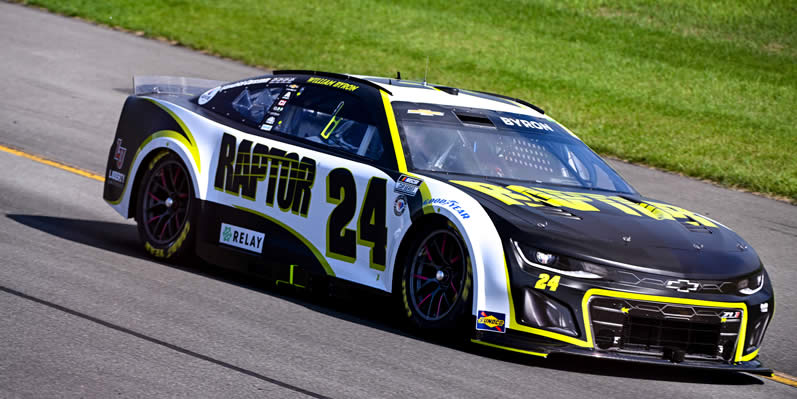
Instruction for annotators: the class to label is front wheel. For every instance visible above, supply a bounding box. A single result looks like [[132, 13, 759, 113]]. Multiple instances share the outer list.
[[135, 151, 195, 260], [401, 226, 472, 329]]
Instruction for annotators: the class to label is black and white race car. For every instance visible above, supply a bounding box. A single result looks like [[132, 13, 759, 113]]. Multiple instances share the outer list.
[[103, 70, 774, 371]]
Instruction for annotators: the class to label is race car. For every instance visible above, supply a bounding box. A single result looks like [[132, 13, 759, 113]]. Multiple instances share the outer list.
[[103, 70, 774, 372]]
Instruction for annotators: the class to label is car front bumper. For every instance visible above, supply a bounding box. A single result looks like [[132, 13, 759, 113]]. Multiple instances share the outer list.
[[471, 248, 775, 372]]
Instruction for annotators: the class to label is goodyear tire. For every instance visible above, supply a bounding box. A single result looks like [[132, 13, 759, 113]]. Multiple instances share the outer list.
[[135, 151, 195, 260], [401, 224, 472, 330]]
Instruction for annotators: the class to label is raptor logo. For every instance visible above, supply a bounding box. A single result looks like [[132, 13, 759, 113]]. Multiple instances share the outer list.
[[214, 133, 317, 217]]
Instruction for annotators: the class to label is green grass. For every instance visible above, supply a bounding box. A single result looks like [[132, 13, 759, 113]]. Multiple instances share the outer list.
[[24, 0, 797, 201]]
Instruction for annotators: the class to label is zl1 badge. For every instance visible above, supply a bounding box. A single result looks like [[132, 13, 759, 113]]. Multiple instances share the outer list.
[[476, 310, 506, 333]]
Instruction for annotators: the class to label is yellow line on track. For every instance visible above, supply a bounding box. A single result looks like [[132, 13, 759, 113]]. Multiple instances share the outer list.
[[765, 372, 797, 388], [0, 144, 105, 182]]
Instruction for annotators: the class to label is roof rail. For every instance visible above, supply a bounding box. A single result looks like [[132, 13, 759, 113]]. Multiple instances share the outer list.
[[273, 70, 392, 95], [473, 90, 545, 114]]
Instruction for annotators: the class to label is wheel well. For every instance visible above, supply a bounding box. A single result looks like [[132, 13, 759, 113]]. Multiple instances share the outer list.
[[391, 213, 453, 294], [127, 148, 178, 220]]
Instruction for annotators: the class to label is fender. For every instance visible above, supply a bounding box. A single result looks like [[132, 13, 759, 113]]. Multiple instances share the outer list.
[[104, 97, 208, 218], [404, 174, 512, 321]]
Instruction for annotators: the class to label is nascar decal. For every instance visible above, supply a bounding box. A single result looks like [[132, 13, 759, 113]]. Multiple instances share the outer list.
[[219, 223, 265, 253], [452, 181, 717, 227], [214, 133, 317, 217], [476, 310, 505, 333], [422, 198, 470, 219], [394, 174, 422, 196]]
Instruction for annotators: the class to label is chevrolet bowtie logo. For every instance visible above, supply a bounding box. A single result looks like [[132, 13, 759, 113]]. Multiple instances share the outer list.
[[666, 279, 700, 293], [407, 109, 444, 116]]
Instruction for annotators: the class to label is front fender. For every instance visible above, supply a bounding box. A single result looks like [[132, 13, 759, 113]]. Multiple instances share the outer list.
[[413, 175, 513, 321]]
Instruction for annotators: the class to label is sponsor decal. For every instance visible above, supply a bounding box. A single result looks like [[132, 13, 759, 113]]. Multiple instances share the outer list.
[[214, 133, 317, 217], [272, 106, 284, 112], [282, 92, 291, 100], [760, 303, 768, 313], [278, 99, 287, 106], [113, 138, 127, 169], [476, 310, 505, 333], [271, 77, 295, 84], [198, 86, 220, 105], [720, 311, 741, 320], [219, 223, 265, 253], [422, 198, 470, 219], [306, 77, 359, 92], [408, 109, 443, 116], [220, 77, 271, 91], [394, 195, 407, 216], [665, 279, 700, 293], [265, 116, 276, 125], [287, 84, 300, 90], [107, 169, 126, 184], [260, 124, 273, 132], [394, 174, 422, 196], [499, 117, 554, 131], [451, 181, 718, 227]]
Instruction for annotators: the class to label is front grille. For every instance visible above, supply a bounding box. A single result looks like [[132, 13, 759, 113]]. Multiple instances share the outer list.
[[589, 297, 742, 361], [625, 316, 720, 357]]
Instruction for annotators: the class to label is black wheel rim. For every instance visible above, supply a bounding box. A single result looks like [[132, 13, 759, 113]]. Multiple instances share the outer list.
[[408, 230, 466, 321], [141, 160, 190, 245]]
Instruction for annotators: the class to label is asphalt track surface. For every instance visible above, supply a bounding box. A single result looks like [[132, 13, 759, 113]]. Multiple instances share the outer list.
[[1, 3, 795, 398]]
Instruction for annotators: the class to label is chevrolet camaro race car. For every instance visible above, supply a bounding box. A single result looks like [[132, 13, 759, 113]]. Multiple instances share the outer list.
[[103, 70, 774, 372]]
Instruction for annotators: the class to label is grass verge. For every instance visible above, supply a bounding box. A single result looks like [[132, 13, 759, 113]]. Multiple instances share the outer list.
[[21, 0, 796, 201]]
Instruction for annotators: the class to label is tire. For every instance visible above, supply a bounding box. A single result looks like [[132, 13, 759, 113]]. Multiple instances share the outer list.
[[401, 224, 472, 329], [135, 151, 195, 260]]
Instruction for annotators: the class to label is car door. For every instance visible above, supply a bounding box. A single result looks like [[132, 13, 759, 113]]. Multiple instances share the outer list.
[[268, 80, 398, 290], [203, 76, 405, 291]]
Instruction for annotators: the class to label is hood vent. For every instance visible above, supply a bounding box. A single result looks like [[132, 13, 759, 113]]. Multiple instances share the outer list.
[[681, 219, 711, 233], [538, 206, 581, 220]]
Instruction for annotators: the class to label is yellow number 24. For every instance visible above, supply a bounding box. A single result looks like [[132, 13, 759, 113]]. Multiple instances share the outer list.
[[534, 273, 560, 292]]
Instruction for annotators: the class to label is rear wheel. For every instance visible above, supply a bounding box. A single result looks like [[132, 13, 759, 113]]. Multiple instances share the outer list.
[[135, 152, 195, 260], [401, 225, 472, 329]]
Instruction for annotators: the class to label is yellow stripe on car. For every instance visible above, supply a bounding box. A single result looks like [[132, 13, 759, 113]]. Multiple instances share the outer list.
[[381, 91, 407, 173]]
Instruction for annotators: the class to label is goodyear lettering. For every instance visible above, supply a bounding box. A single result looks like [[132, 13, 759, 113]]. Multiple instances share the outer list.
[[306, 77, 359, 92], [422, 198, 470, 219], [500, 117, 554, 131], [452, 181, 717, 227], [214, 133, 316, 217]]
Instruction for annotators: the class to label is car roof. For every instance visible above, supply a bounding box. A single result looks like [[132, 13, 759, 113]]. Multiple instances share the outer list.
[[270, 70, 546, 119], [354, 75, 546, 118]]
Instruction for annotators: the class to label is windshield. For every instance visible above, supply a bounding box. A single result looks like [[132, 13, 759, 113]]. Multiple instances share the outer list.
[[394, 102, 634, 193]]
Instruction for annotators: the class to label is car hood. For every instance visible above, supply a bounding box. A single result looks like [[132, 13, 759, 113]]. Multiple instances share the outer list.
[[448, 179, 761, 279]]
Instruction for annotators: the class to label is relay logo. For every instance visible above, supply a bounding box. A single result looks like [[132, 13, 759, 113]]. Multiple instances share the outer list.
[[219, 223, 264, 253]]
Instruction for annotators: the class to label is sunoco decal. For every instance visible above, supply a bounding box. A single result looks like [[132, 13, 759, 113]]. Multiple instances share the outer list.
[[476, 310, 505, 333], [219, 223, 265, 253]]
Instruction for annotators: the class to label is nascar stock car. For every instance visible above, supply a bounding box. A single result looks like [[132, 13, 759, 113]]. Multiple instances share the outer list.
[[103, 70, 774, 371]]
